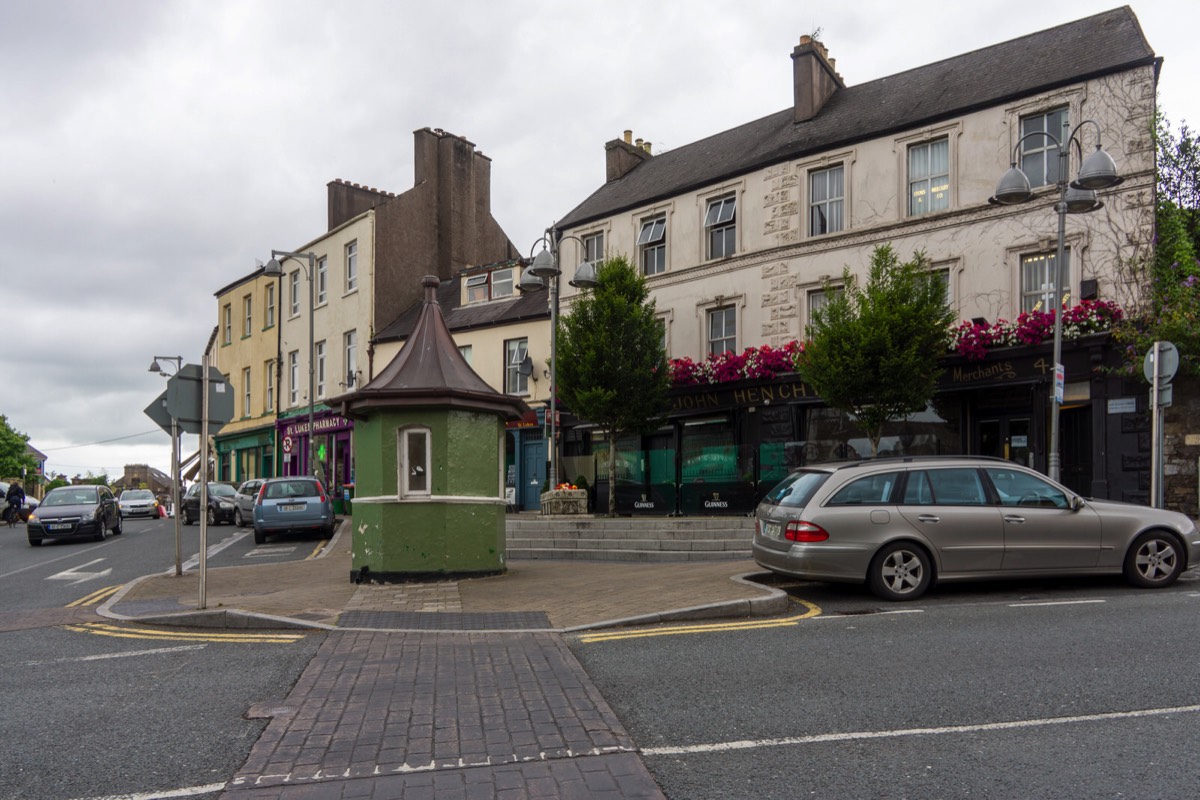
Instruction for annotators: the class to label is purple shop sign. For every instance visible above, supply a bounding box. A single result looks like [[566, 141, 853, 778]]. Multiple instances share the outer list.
[[280, 413, 354, 438]]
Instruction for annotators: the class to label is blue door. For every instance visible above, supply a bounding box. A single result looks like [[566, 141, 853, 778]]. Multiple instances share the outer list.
[[521, 438, 546, 510]]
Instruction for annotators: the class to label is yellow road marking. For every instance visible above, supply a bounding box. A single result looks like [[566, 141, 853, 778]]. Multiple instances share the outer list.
[[66, 585, 123, 607], [306, 540, 328, 559], [578, 599, 822, 643], [61, 622, 307, 643]]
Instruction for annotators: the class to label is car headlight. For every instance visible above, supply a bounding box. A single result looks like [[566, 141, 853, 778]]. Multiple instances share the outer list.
[[28, 513, 38, 523], [219, 501, 234, 510]]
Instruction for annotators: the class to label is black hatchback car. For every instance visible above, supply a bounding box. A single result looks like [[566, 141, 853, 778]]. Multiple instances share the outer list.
[[27, 485, 122, 545], [180, 482, 238, 526]]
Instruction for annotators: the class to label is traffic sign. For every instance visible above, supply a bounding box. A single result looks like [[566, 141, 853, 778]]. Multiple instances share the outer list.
[[1143, 342, 1179, 384], [166, 363, 234, 434], [144, 390, 174, 435], [282, 435, 293, 454]]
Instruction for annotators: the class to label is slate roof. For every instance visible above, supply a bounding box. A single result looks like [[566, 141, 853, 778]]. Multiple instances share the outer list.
[[557, 6, 1156, 229], [374, 261, 550, 344]]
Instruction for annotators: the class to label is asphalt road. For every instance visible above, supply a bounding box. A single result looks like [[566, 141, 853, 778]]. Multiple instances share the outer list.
[[570, 577, 1200, 799], [0, 515, 328, 800]]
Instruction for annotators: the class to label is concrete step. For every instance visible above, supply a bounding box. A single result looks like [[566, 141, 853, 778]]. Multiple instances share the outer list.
[[506, 547, 752, 563], [504, 515, 755, 562]]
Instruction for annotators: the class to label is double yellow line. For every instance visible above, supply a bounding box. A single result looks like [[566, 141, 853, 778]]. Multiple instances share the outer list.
[[66, 585, 123, 608], [578, 599, 822, 643], [63, 584, 307, 643], [61, 622, 307, 644]]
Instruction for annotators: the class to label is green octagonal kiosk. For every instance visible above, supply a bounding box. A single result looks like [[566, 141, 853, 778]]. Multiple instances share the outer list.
[[337, 276, 527, 582]]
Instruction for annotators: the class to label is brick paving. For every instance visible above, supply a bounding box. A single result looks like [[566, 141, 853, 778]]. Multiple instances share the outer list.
[[222, 631, 665, 799]]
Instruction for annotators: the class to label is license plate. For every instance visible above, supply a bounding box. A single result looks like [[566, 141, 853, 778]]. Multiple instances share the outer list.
[[280, 504, 305, 512], [765, 522, 781, 539], [49, 523, 72, 531]]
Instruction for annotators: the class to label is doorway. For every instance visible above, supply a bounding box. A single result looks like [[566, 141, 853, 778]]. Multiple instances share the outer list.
[[520, 437, 546, 511], [978, 416, 1033, 467]]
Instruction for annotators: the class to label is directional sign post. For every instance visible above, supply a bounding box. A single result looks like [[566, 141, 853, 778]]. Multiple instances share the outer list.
[[166, 364, 234, 434], [1144, 342, 1178, 509], [144, 389, 185, 575]]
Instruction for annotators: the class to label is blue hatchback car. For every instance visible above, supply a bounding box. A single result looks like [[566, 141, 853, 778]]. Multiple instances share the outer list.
[[251, 477, 334, 544]]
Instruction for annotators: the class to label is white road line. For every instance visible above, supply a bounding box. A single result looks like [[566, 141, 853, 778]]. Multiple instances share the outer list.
[[0, 540, 113, 580], [1009, 599, 1107, 607], [640, 704, 1200, 756], [68, 782, 226, 799], [178, 530, 249, 571], [18, 644, 207, 666]]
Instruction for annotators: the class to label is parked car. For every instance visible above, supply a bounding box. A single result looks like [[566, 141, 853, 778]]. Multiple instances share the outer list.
[[27, 484, 122, 545], [233, 478, 266, 528], [118, 488, 159, 518], [252, 476, 334, 544], [180, 482, 238, 526], [753, 456, 1200, 601], [0, 480, 39, 522]]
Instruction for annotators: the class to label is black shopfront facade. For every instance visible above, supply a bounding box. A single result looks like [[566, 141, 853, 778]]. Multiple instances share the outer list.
[[571, 334, 1150, 516]]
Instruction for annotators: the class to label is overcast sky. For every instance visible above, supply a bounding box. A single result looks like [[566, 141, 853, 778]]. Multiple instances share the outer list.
[[1, 0, 1194, 482]]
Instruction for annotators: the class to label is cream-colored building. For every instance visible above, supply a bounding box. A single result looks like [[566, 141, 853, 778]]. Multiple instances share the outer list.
[[210, 128, 520, 490], [545, 7, 1160, 511]]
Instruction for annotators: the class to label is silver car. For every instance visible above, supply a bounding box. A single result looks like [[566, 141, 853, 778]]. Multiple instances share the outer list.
[[753, 456, 1200, 601], [118, 489, 159, 518]]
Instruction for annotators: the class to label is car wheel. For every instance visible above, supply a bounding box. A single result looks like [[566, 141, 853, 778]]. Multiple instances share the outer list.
[[113, 515, 123, 535], [1124, 530, 1184, 588], [207, 507, 217, 526], [94, 521, 106, 542], [253, 528, 266, 545], [234, 508, 245, 528], [182, 507, 192, 526], [868, 541, 932, 601]]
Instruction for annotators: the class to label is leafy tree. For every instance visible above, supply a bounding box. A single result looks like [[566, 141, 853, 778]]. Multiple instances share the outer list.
[[45, 476, 69, 492], [1112, 115, 1200, 376], [556, 255, 669, 516], [1156, 114, 1200, 251], [0, 415, 37, 481], [798, 245, 955, 456]]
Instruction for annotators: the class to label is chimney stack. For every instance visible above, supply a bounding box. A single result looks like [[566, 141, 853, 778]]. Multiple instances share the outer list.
[[605, 129, 653, 183], [792, 34, 844, 124]]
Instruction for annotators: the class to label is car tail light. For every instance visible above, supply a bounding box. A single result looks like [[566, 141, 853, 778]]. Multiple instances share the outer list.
[[256, 484, 267, 505], [785, 520, 829, 542]]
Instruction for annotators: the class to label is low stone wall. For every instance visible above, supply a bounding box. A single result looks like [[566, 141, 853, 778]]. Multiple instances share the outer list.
[[1165, 375, 1200, 517]]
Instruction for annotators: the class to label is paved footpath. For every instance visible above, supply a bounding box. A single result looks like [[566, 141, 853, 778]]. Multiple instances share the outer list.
[[222, 630, 665, 799]]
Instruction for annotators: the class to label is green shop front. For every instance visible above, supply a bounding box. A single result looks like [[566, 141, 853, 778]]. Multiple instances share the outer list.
[[567, 334, 1149, 515], [214, 423, 276, 484]]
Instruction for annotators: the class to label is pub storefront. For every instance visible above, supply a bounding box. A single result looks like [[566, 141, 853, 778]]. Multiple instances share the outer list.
[[569, 334, 1148, 515]]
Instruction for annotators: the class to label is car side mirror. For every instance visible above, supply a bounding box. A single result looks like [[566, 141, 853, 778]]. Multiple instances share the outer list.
[[1071, 495, 1085, 512]]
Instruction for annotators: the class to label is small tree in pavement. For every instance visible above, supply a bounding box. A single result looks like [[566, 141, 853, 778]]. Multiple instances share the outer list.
[[798, 244, 954, 457], [556, 255, 669, 516]]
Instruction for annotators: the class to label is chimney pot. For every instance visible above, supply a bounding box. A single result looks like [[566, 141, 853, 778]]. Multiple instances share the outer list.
[[624, 129, 633, 144], [635, 138, 644, 148]]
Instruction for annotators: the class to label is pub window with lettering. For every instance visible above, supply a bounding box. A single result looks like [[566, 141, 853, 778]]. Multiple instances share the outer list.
[[1021, 250, 1069, 313], [908, 138, 949, 216]]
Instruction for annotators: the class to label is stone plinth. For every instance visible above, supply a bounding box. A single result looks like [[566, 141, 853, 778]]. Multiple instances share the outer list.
[[540, 489, 587, 515]]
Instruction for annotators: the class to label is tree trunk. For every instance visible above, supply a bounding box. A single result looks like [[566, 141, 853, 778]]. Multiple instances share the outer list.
[[607, 432, 618, 517]]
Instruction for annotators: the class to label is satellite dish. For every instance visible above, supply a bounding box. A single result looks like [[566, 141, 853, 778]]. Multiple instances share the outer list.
[[518, 355, 533, 377]]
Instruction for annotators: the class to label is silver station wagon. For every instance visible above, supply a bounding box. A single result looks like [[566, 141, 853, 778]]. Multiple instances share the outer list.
[[753, 456, 1200, 600]]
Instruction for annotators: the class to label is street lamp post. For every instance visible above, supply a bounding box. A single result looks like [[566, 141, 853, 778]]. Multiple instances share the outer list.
[[990, 118, 1123, 482], [518, 229, 598, 492], [148, 355, 184, 575], [263, 251, 319, 483]]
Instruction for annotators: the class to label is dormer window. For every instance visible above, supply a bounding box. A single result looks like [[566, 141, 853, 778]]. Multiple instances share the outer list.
[[465, 268, 515, 303]]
